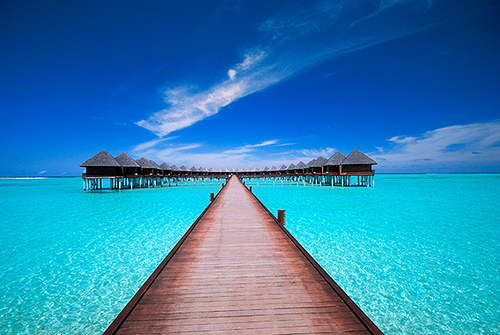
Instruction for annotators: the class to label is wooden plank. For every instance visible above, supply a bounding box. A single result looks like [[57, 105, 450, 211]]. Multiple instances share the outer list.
[[104, 176, 383, 334]]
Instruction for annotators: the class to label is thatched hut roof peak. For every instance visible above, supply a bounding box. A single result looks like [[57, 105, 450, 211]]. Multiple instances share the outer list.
[[160, 162, 171, 170], [149, 160, 161, 169], [342, 149, 377, 165], [306, 159, 317, 168], [310, 156, 327, 167], [80, 150, 121, 167], [115, 152, 140, 168], [325, 152, 346, 166], [136, 157, 156, 169], [295, 161, 306, 169]]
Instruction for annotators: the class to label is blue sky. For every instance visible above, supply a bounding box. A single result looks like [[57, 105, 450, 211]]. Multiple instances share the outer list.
[[1, 0, 499, 176]]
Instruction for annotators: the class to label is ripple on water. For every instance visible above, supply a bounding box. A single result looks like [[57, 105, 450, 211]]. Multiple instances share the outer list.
[[252, 174, 500, 334], [0, 178, 222, 334]]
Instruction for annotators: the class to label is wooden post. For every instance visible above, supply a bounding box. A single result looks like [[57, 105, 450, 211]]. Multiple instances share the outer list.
[[277, 210, 285, 226], [210, 193, 214, 202], [249, 186, 252, 192]]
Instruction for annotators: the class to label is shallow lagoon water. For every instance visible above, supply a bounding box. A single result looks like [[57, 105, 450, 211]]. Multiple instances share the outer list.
[[0, 175, 499, 334], [252, 174, 500, 334], [0, 178, 221, 334]]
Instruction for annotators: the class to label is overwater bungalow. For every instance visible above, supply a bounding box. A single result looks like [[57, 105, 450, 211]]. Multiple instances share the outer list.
[[179, 165, 190, 176], [159, 162, 171, 176], [149, 160, 162, 177], [80, 150, 121, 178], [339, 149, 376, 186], [114, 152, 141, 188], [309, 156, 328, 174], [277, 164, 287, 175], [80, 150, 122, 190], [324, 152, 346, 175], [294, 161, 307, 175], [115, 152, 140, 178], [136, 157, 154, 176], [81, 148, 377, 191], [135, 157, 160, 187], [341, 149, 377, 174], [270, 165, 278, 176], [170, 164, 181, 176]]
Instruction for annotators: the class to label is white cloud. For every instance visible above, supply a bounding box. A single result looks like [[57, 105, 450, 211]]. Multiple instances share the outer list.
[[296, 147, 336, 158], [223, 140, 278, 154], [132, 139, 307, 168], [371, 120, 500, 172], [136, 49, 278, 137], [133, 136, 177, 152], [236, 50, 267, 70], [38, 170, 47, 174], [136, 0, 444, 137]]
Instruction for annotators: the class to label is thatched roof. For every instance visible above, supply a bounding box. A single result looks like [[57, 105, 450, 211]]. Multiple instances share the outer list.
[[286, 163, 296, 170], [295, 161, 306, 169], [306, 159, 317, 168], [179, 165, 190, 172], [263, 166, 270, 172], [279, 164, 287, 171], [324, 152, 346, 166], [342, 149, 377, 165], [254, 167, 260, 172], [170, 164, 180, 171], [149, 160, 161, 169], [160, 162, 171, 170], [270, 165, 278, 171], [136, 157, 156, 169], [115, 152, 140, 168], [191, 166, 198, 172], [80, 150, 121, 167], [310, 156, 327, 168]]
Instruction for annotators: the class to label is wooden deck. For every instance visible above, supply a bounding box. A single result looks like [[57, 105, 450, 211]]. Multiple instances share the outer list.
[[104, 176, 382, 334]]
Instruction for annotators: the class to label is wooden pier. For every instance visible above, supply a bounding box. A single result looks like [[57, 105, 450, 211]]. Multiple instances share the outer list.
[[104, 176, 382, 334]]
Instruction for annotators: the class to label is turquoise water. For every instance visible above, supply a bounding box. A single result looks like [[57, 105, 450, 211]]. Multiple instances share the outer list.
[[0, 178, 222, 334], [252, 174, 500, 334], [0, 175, 499, 334]]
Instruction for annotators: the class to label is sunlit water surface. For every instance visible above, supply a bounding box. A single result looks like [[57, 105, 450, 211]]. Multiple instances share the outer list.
[[0, 178, 221, 334], [252, 174, 500, 334], [0, 175, 499, 334]]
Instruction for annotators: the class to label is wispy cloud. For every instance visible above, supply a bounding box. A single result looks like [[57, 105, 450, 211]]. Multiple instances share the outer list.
[[136, 49, 278, 137], [133, 136, 178, 152], [223, 140, 278, 154], [137, 0, 444, 137], [38, 170, 47, 174], [131, 138, 331, 168], [372, 120, 500, 172]]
